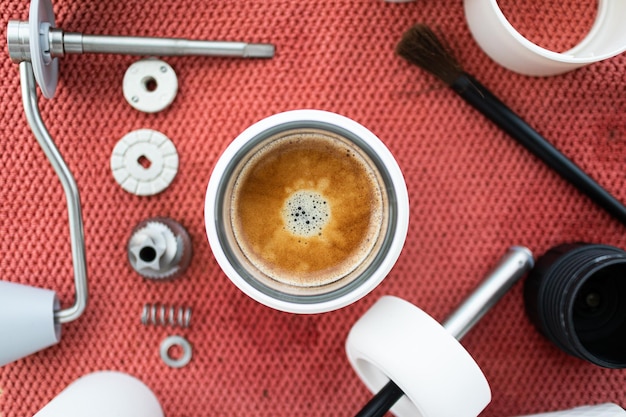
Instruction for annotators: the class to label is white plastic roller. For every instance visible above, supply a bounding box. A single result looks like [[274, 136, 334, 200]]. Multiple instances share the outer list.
[[347, 295, 491, 417], [347, 246, 535, 417]]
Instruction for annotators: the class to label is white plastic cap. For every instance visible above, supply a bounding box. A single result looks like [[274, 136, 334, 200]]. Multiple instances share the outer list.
[[33, 371, 164, 417], [0, 281, 61, 367]]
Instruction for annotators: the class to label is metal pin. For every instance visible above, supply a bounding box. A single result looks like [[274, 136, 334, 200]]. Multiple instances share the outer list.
[[59, 30, 275, 58], [7, 21, 274, 62]]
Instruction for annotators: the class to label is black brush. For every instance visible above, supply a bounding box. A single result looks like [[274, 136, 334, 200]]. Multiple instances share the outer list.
[[396, 23, 626, 227], [352, 24, 626, 417]]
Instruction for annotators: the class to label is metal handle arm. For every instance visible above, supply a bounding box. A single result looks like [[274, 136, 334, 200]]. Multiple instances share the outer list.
[[19, 61, 88, 324]]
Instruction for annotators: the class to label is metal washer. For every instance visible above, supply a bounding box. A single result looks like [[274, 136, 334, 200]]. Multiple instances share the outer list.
[[123, 58, 178, 113], [110, 129, 179, 196], [160, 335, 192, 368]]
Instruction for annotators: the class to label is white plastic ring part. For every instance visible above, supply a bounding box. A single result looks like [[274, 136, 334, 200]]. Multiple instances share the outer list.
[[160, 335, 192, 368], [123, 59, 178, 113], [346, 296, 491, 417], [29, 0, 59, 98], [464, 0, 626, 76], [33, 371, 164, 417], [512, 404, 626, 417], [110, 129, 179, 196]]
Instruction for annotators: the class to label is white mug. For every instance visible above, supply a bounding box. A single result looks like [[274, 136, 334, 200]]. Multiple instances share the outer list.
[[204, 110, 409, 313]]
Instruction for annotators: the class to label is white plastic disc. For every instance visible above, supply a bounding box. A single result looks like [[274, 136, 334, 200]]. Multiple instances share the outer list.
[[29, 0, 59, 98], [123, 59, 178, 113], [346, 296, 491, 417], [110, 129, 179, 196]]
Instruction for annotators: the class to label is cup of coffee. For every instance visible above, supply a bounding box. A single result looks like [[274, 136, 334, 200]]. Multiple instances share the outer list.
[[204, 110, 409, 313]]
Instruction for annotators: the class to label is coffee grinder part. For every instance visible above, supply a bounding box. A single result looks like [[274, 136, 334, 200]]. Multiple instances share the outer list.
[[160, 335, 192, 368], [32, 371, 164, 417], [3, 0, 270, 364], [347, 246, 535, 417], [524, 243, 626, 368], [127, 218, 192, 280], [111, 129, 179, 197], [123, 59, 178, 113], [7, 0, 275, 99], [511, 403, 626, 417], [141, 303, 192, 328]]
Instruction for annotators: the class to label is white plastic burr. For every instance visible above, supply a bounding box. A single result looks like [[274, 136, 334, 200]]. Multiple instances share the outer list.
[[33, 371, 164, 417], [110, 129, 179, 196], [0, 281, 61, 367]]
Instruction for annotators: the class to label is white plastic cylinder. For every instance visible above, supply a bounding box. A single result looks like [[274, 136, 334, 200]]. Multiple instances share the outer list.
[[33, 371, 164, 417], [346, 296, 491, 417], [0, 281, 61, 366], [464, 0, 626, 76], [512, 404, 626, 417]]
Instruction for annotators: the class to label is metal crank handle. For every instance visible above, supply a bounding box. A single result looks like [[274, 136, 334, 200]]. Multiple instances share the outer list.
[[19, 61, 88, 325]]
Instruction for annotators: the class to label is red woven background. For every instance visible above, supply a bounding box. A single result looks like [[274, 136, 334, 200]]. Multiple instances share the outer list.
[[1, 0, 625, 416]]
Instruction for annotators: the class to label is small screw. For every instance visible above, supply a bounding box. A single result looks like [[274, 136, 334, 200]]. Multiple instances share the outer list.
[[132, 96, 139, 103]]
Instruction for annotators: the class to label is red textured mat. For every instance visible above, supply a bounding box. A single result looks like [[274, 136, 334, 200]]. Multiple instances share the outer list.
[[1, 0, 625, 416]]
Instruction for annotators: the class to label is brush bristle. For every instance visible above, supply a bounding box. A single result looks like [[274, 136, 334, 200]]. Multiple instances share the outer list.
[[396, 24, 463, 85]]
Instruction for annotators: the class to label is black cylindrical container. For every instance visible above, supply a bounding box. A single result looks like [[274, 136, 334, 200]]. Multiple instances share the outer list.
[[524, 243, 626, 368]]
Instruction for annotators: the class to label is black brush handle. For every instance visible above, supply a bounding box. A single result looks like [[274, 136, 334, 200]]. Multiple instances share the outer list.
[[451, 73, 626, 226], [354, 380, 404, 417]]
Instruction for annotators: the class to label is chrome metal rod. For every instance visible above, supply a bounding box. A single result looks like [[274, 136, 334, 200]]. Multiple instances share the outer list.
[[72, 34, 275, 58], [442, 246, 534, 339], [19, 61, 88, 324], [8, 21, 275, 61]]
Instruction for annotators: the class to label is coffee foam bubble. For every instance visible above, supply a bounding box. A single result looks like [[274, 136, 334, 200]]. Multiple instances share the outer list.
[[282, 191, 330, 237]]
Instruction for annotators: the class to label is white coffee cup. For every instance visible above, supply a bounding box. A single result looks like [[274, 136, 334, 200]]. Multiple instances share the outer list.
[[204, 110, 409, 313]]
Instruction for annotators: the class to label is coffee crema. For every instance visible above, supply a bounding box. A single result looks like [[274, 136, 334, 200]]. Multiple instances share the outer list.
[[230, 129, 384, 288]]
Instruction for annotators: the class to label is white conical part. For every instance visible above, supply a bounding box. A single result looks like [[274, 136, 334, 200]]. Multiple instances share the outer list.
[[0, 281, 61, 367], [33, 371, 164, 417]]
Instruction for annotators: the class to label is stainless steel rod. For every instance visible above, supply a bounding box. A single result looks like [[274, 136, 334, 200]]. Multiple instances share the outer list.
[[64, 32, 275, 58], [19, 61, 88, 324], [7, 21, 275, 61], [442, 246, 534, 339]]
